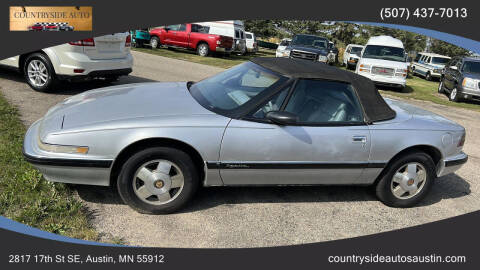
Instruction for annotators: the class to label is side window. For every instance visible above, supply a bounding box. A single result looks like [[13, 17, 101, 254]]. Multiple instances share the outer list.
[[414, 54, 421, 62], [426, 57, 431, 63], [178, 24, 186, 31], [191, 24, 209, 33], [284, 80, 363, 124], [167, 24, 179, 31], [250, 87, 290, 119], [235, 30, 240, 38]]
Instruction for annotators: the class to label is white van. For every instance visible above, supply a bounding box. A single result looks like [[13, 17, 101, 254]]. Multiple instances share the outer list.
[[356, 36, 408, 89], [411, 52, 450, 81], [197, 21, 246, 54]]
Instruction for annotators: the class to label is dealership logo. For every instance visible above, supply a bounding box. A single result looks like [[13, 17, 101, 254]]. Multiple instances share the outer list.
[[9, 6, 92, 31]]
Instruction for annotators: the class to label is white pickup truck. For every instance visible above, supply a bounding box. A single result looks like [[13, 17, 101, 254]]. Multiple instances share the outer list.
[[411, 52, 451, 81]]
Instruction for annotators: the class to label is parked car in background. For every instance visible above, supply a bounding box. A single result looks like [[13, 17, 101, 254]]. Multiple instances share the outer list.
[[356, 36, 408, 89], [23, 58, 467, 214], [284, 34, 330, 63], [196, 21, 246, 54], [327, 41, 339, 65], [131, 29, 151, 48], [149, 24, 233, 57], [0, 32, 133, 92], [439, 56, 480, 102], [245, 31, 258, 53], [343, 44, 364, 69], [411, 52, 451, 81], [275, 38, 291, 57]]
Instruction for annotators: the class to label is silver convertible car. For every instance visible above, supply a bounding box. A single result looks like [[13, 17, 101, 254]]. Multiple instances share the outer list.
[[23, 58, 468, 214]]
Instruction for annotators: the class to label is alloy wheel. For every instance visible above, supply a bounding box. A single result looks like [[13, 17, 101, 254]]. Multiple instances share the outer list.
[[27, 60, 48, 87], [390, 162, 427, 200], [132, 159, 185, 205]]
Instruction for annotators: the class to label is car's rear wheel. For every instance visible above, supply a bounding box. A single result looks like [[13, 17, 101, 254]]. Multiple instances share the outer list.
[[375, 151, 435, 208], [197, 43, 209, 57], [117, 147, 199, 214], [23, 53, 56, 92], [150, 36, 160, 49], [438, 79, 445, 94]]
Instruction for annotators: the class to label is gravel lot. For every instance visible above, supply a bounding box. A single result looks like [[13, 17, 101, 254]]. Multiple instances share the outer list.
[[0, 50, 478, 248]]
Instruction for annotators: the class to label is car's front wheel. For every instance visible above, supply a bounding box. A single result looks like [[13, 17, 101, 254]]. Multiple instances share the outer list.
[[23, 53, 56, 92], [375, 151, 435, 208], [117, 147, 199, 214], [449, 87, 461, 102], [197, 43, 209, 57], [425, 72, 432, 81]]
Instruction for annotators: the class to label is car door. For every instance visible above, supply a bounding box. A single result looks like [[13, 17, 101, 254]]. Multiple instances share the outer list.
[[163, 24, 179, 45], [443, 58, 458, 90], [172, 24, 188, 47], [219, 79, 372, 185], [344, 46, 351, 65]]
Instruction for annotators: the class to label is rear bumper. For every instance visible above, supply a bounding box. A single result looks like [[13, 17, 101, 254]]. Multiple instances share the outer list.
[[23, 120, 112, 186], [437, 152, 468, 177], [57, 68, 132, 81]]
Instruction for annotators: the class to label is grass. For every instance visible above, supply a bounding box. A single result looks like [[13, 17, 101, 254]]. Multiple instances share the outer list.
[[0, 92, 99, 241], [132, 47, 275, 69], [377, 75, 480, 112]]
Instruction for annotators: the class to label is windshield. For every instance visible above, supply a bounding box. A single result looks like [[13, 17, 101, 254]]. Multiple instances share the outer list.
[[432, 57, 450, 65], [462, 61, 480, 74], [362, 45, 405, 62], [351, 47, 363, 55], [291, 35, 327, 49], [189, 62, 285, 113]]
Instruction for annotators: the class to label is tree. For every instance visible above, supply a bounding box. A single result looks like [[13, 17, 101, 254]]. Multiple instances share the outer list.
[[429, 39, 469, 57]]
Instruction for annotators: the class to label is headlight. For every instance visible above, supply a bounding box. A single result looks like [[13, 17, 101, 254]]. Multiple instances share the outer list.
[[462, 77, 477, 89], [37, 136, 89, 154], [317, 55, 327, 62], [282, 50, 291, 57], [358, 64, 371, 73]]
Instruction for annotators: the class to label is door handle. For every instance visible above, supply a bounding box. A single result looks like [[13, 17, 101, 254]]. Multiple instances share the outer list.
[[352, 136, 367, 143]]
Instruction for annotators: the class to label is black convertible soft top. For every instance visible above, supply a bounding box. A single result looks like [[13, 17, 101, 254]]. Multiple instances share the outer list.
[[251, 57, 396, 122]]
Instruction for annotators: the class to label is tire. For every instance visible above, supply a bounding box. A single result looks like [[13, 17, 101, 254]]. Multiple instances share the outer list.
[[411, 66, 416, 76], [196, 43, 209, 57], [425, 72, 432, 81], [117, 147, 199, 214], [449, 87, 461, 102], [375, 151, 435, 208], [23, 53, 56, 92], [438, 79, 445, 94], [150, 36, 160, 49]]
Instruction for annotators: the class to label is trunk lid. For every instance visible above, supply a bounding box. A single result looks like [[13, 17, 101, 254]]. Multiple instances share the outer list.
[[83, 33, 130, 60]]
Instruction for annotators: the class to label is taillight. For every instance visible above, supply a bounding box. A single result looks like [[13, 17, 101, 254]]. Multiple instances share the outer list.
[[69, 38, 95, 46], [125, 34, 131, 47], [458, 132, 466, 147]]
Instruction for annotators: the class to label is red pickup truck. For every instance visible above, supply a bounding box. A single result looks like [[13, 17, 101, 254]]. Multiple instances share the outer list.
[[149, 23, 233, 57]]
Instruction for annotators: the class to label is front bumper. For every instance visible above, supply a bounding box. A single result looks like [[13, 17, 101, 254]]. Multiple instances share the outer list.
[[358, 72, 406, 88], [23, 120, 112, 186], [437, 152, 468, 177]]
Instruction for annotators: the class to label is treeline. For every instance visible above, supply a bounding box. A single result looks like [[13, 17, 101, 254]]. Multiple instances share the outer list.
[[244, 20, 469, 57]]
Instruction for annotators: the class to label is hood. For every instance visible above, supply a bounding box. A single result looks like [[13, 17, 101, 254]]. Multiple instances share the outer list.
[[463, 72, 480, 80], [39, 82, 214, 138], [288, 45, 328, 56], [358, 58, 408, 70]]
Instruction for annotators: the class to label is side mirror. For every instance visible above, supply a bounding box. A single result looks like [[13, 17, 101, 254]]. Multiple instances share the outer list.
[[164, 27, 169, 32], [266, 111, 299, 125], [450, 66, 458, 70]]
